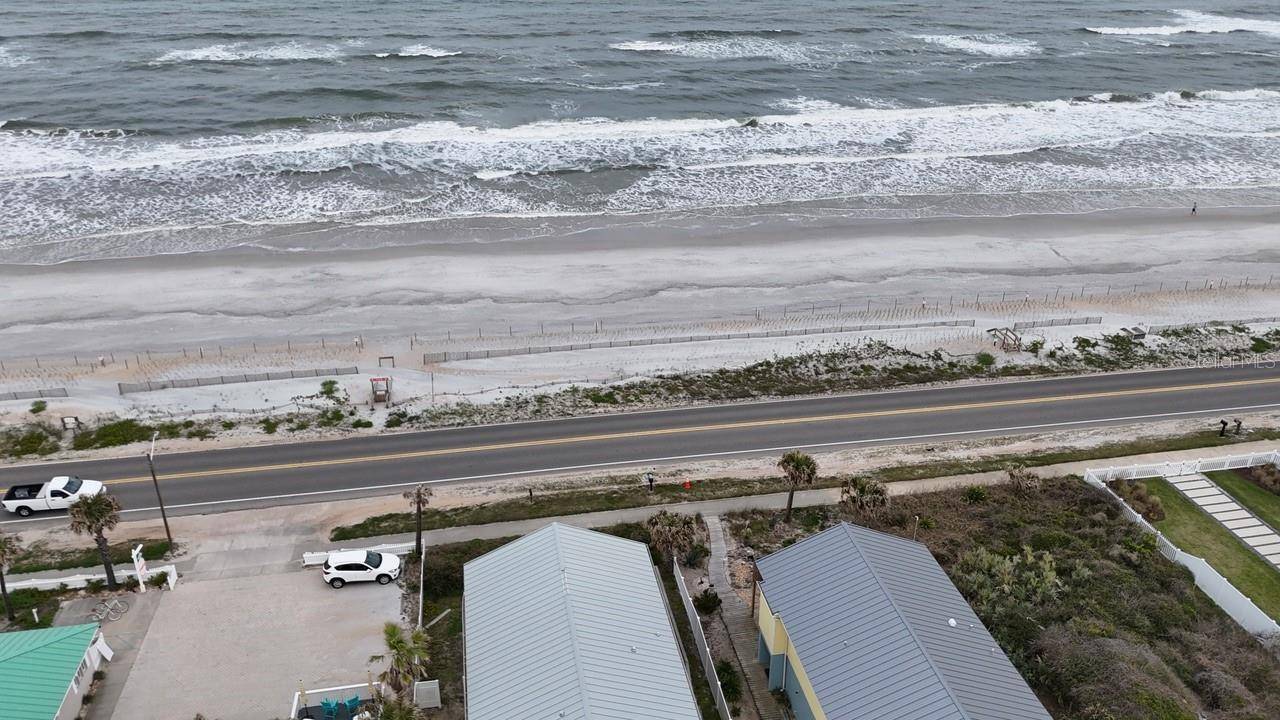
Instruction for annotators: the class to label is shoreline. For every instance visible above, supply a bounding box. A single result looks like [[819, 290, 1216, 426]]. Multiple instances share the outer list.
[[3, 205, 1279, 357]]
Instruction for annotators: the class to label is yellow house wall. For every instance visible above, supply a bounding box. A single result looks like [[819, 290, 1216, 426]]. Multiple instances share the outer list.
[[754, 585, 828, 720]]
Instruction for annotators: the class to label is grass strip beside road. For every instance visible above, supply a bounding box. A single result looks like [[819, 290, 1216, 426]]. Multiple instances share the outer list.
[[1144, 477, 1280, 620], [8, 539, 171, 576], [330, 428, 1280, 541], [1204, 470, 1280, 532]]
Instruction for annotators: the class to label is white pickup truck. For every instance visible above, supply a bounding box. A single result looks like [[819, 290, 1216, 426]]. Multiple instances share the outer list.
[[2, 476, 105, 517]]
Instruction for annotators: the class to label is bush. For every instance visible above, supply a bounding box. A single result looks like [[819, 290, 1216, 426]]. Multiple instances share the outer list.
[[72, 419, 154, 450], [185, 427, 213, 440], [1242, 464, 1280, 494], [1024, 339, 1044, 357], [385, 411, 408, 428], [963, 485, 989, 504], [0, 423, 62, 458], [692, 588, 722, 615], [29, 400, 47, 414], [682, 543, 709, 568], [260, 418, 280, 434], [975, 352, 996, 368], [220, 420, 236, 430], [84, 579, 106, 594], [715, 659, 743, 703], [1111, 480, 1166, 522], [147, 571, 169, 588], [320, 379, 340, 398], [122, 577, 140, 591], [351, 419, 374, 429]]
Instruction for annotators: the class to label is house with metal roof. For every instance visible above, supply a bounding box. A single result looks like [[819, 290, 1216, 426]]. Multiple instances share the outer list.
[[754, 523, 1053, 720], [0, 623, 112, 720], [462, 522, 701, 720]]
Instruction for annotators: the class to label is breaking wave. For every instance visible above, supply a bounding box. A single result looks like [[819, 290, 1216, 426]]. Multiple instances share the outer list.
[[914, 34, 1040, 57], [1086, 9, 1280, 37], [374, 45, 461, 58], [4, 88, 1280, 261], [150, 41, 349, 64]]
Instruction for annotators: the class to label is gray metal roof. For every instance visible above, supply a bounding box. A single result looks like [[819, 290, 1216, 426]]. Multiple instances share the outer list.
[[463, 522, 701, 720], [756, 522, 1053, 720]]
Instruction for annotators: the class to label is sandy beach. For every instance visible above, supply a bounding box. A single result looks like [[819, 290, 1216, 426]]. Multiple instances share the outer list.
[[3, 206, 1279, 359]]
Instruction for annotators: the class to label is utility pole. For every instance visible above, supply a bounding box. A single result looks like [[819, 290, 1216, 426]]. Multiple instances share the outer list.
[[145, 432, 174, 551]]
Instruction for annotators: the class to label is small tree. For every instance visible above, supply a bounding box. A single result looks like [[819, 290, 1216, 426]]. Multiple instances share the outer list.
[[403, 484, 433, 560], [1005, 463, 1040, 496], [645, 510, 698, 563], [777, 450, 818, 523], [0, 530, 21, 622], [375, 693, 424, 720], [839, 477, 889, 517], [370, 622, 431, 699], [68, 493, 123, 590]]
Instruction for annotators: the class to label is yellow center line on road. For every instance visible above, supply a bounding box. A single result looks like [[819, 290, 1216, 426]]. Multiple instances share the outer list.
[[100, 375, 1280, 487]]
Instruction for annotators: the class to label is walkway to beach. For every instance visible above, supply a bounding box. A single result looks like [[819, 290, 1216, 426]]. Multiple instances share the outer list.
[[1169, 473, 1280, 566]]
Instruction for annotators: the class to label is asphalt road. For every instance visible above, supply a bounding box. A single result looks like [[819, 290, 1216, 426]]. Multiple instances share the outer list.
[[3, 363, 1280, 525]]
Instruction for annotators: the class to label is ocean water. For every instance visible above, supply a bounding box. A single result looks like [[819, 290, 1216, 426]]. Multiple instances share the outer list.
[[1, 0, 1278, 264]]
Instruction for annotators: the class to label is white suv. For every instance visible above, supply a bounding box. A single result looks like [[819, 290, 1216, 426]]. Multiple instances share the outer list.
[[321, 550, 402, 589]]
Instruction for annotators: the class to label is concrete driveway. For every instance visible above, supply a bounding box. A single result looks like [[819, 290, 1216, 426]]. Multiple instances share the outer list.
[[113, 569, 402, 720]]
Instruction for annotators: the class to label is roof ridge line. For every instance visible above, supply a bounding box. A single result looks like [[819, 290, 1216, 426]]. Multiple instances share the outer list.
[[840, 523, 974, 720], [552, 524, 596, 720]]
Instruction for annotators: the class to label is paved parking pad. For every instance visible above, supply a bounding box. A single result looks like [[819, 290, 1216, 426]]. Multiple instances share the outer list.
[[113, 570, 401, 720]]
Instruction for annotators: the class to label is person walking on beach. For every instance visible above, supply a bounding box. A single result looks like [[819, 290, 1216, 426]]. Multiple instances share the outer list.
[[1191, 202, 1197, 216]]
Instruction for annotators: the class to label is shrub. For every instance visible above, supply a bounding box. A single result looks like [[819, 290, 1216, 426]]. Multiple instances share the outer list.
[[963, 485, 989, 504], [351, 419, 374, 429], [122, 577, 140, 591], [0, 423, 62, 458], [1112, 480, 1166, 522], [715, 659, 743, 703], [682, 544, 709, 568], [1251, 336, 1274, 353], [84, 579, 106, 594], [71, 419, 154, 450], [29, 400, 47, 414], [692, 588, 722, 615], [1242, 464, 1280, 494], [185, 427, 213, 440], [320, 379, 340, 398], [220, 420, 236, 430], [974, 352, 996, 368], [385, 411, 408, 428], [1024, 339, 1044, 357], [147, 571, 169, 589], [260, 418, 280, 434]]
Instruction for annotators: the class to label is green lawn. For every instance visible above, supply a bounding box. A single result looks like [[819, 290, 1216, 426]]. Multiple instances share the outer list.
[[1204, 470, 1280, 532], [1143, 477, 1280, 620]]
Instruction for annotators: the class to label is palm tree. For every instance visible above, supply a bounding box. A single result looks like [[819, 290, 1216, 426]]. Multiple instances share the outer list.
[[645, 510, 698, 563], [402, 484, 433, 560], [68, 493, 123, 590], [375, 693, 423, 720], [369, 622, 430, 699], [839, 477, 889, 517], [0, 530, 21, 622], [777, 450, 818, 523]]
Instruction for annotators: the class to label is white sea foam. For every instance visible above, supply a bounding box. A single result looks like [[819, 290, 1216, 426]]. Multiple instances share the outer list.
[[914, 34, 1040, 57], [1087, 9, 1280, 37], [0, 46, 33, 68], [376, 44, 461, 58], [610, 37, 847, 64], [5, 89, 1280, 258], [150, 42, 345, 64]]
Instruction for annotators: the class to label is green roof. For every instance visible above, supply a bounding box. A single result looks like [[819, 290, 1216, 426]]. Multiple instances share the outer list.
[[0, 623, 99, 720]]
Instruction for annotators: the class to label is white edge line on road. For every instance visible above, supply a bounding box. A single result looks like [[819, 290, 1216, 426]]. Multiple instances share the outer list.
[[5, 401, 1278, 525], [1, 363, 1266, 471]]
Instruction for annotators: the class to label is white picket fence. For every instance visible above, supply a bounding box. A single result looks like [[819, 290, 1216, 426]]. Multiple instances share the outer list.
[[1085, 451, 1280, 637], [8, 564, 178, 592], [672, 560, 734, 720]]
